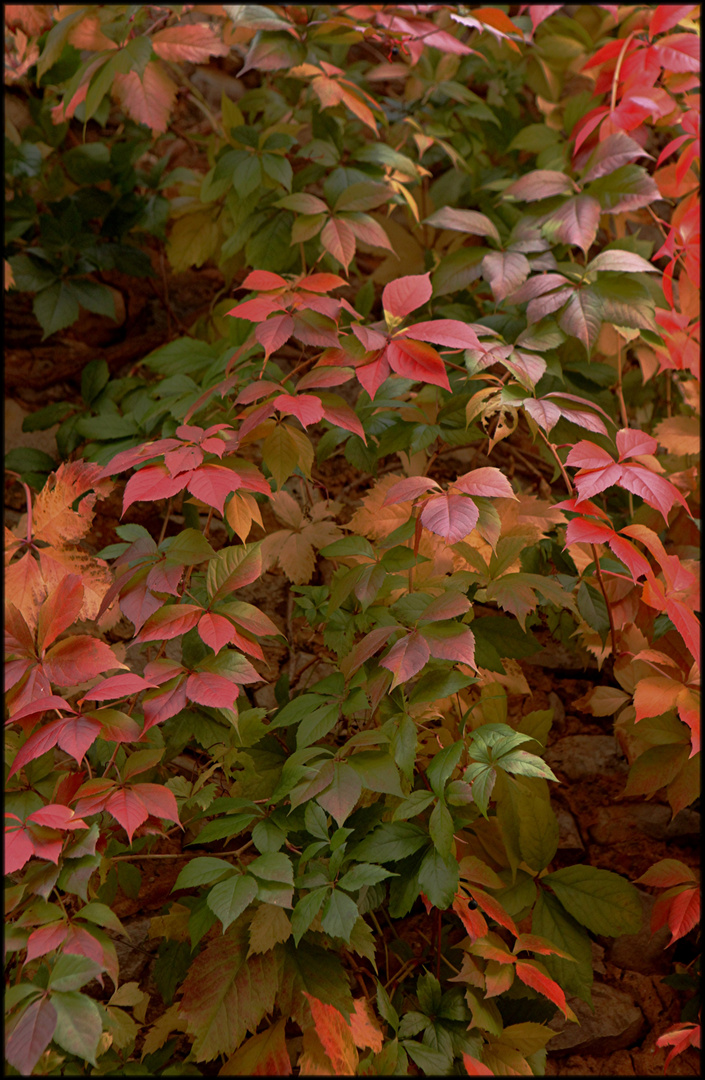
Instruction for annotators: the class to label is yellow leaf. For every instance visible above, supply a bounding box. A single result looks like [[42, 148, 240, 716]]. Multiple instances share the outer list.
[[167, 209, 221, 273], [140, 1003, 183, 1061], [247, 905, 292, 956], [348, 474, 412, 539], [654, 415, 700, 456]]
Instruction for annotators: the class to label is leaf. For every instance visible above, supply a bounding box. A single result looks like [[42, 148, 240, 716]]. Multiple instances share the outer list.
[[482, 251, 531, 303], [418, 847, 459, 909], [401, 318, 482, 350], [112, 62, 179, 136], [543, 865, 643, 936], [33, 282, 79, 339], [219, 1018, 291, 1075], [542, 196, 601, 255], [349, 822, 428, 863], [380, 631, 430, 689], [321, 889, 360, 943], [208, 874, 259, 932], [152, 24, 229, 62], [420, 494, 479, 543], [248, 905, 292, 956], [425, 207, 500, 244], [179, 920, 281, 1061], [588, 250, 658, 275], [387, 339, 450, 391], [382, 273, 432, 319], [504, 170, 576, 201], [514, 959, 576, 1021], [317, 763, 362, 826], [531, 890, 593, 1006], [5, 997, 57, 1076], [559, 288, 603, 352], [207, 543, 263, 601], [303, 994, 358, 1073], [421, 623, 477, 668], [51, 990, 101, 1065], [321, 218, 356, 270], [634, 860, 696, 889]]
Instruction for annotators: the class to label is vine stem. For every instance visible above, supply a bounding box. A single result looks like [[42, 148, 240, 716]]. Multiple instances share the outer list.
[[610, 32, 635, 113], [615, 339, 634, 517], [23, 482, 33, 543], [110, 840, 254, 862], [535, 427, 619, 660], [158, 498, 173, 545]]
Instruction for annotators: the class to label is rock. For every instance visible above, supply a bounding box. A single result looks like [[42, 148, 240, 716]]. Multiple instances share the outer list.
[[113, 916, 158, 984], [588, 804, 701, 845], [548, 691, 566, 732], [544, 735, 627, 780], [591, 941, 606, 976], [556, 806, 584, 851], [254, 683, 277, 710], [547, 982, 645, 1056], [4, 399, 59, 458], [523, 640, 597, 670], [603, 889, 673, 974]]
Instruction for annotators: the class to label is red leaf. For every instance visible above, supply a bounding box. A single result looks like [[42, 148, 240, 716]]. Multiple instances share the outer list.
[[356, 352, 391, 400], [656, 1021, 701, 1070], [198, 612, 236, 653], [136, 604, 204, 643], [512, 933, 574, 959], [5, 997, 57, 1076], [321, 218, 356, 270], [387, 339, 450, 391], [380, 631, 430, 688], [650, 6, 698, 37], [186, 671, 240, 709], [382, 272, 432, 319], [515, 959, 576, 1020], [453, 467, 516, 500], [319, 397, 366, 440], [619, 465, 691, 522], [653, 33, 700, 73], [186, 464, 244, 514], [142, 678, 188, 731], [566, 441, 615, 470], [164, 444, 203, 476], [565, 517, 614, 545], [36, 574, 84, 652], [105, 788, 149, 844], [523, 397, 562, 433], [5, 822, 35, 874], [273, 393, 325, 428], [470, 887, 518, 936], [420, 493, 479, 543], [667, 885, 700, 943], [230, 297, 284, 321], [27, 805, 88, 831], [236, 380, 281, 405], [340, 625, 398, 679], [122, 464, 187, 513], [26, 921, 68, 962], [241, 270, 288, 291], [299, 272, 347, 292], [83, 673, 158, 701], [453, 892, 488, 942], [131, 782, 180, 826], [634, 859, 696, 889], [459, 1058, 492, 1075], [383, 476, 440, 505], [9, 715, 101, 777], [421, 624, 477, 668], [43, 636, 125, 685], [256, 314, 294, 359], [504, 170, 576, 201], [112, 62, 178, 136], [7, 695, 73, 725], [418, 592, 471, 623], [481, 251, 531, 303], [400, 318, 481, 350]]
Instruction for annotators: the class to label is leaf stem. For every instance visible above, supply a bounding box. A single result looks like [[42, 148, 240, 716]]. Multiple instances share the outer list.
[[610, 32, 635, 113], [23, 482, 33, 543]]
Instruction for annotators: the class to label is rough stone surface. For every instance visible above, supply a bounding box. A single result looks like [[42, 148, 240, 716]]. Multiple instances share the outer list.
[[603, 889, 673, 973], [588, 804, 701, 845], [548, 690, 566, 732], [556, 805, 584, 851], [112, 916, 159, 984], [547, 982, 646, 1056], [5, 399, 59, 457], [544, 735, 628, 780]]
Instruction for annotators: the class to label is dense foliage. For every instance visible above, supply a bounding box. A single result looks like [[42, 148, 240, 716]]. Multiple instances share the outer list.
[[5, 3, 700, 1075]]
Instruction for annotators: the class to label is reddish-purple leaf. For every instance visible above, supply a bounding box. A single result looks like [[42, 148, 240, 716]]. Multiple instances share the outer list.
[[321, 218, 356, 270], [355, 353, 390, 400], [5, 997, 57, 1076], [417, 592, 471, 623], [345, 212, 394, 251], [509, 272, 570, 304], [382, 272, 432, 320], [131, 782, 180, 826], [26, 921, 68, 962], [186, 671, 240, 709], [383, 476, 440, 505], [523, 397, 562, 433], [424, 207, 500, 244], [198, 612, 236, 653], [527, 286, 574, 323], [43, 637, 125, 686], [387, 339, 450, 391], [543, 195, 601, 255], [559, 289, 603, 351], [256, 314, 294, 360], [5, 822, 35, 874], [504, 170, 577, 202], [186, 464, 243, 515], [421, 623, 477, 668], [481, 251, 531, 303], [352, 324, 387, 351], [582, 132, 652, 183], [318, 395, 366, 440], [90, 708, 143, 743], [105, 788, 149, 844], [420, 494, 479, 543], [340, 624, 399, 679], [142, 679, 188, 731], [453, 467, 516, 500], [135, 604, 203, 643], [273, 393, 325, 428], [380, 631, 431, 688], [588, 250, 658, 275], [122, 464, 187, 514], [399, 319, 481, 350]]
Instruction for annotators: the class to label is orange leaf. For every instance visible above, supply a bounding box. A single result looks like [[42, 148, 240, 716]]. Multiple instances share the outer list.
[[112, 61, 178, 135], [152, 23, 228, 62], [349, 998, 383, 1053], [302, 994, 358, 1073], [515, 959, 576, 1021]]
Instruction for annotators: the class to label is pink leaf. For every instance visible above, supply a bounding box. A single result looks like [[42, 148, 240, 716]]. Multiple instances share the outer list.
[[36, 574, 84, 652], [383, 477, 440, 505], [356, 353, 390, 400], [186, 464, 243, 514], [230, 297, 284, 322], [421, 624, 477, 668], [112, 62, 178, 136], [481, 251, 531, 303], [27, 805, 88, 830], [43, 637, 125, 685], [5, 822, 35, 874], [136, 604, 204, 643], [131, 783, 180, 826], [105, 789, 149, 844], [543, 195, 601, 255], [380, 631, 431, 688], [420, 494, 479, 543], [504, 170, 576, 201], [523, 397, 562, 433], [142, 679, 188, 731], [418, 592, 471, 623], [566, 441, 616, 469], [26, 922, 68, 962], [241, 270, 288, 291], [387, 339, 450, 391], [400, 318, 481, 350], [453, 467, 516, 500], [5, 998, 57, 1076], [382, 273, 432, 319], [198, 612, 237, 654], [619, 465, 691, 522], [340, 625, 398, 679], [186, 671, 240, 709], [321, 218, 356, 270], [616, 428, 658, 460], [82, 673, 158, 701], [425, 207, 500, 243], [151, 24, 229, 62], [273, 393, 325, 428]]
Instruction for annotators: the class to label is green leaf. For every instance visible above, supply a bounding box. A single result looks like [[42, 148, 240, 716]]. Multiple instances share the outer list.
[[163, 529, 216, 566], [297, 703, 339, 749], [173, 858, 236, 890], [577, 581, 611, 643], [207, 874, 259, 932], [321, 888, 360, 943], [497, 750, 558, 783], [349, 822, 428, 863], [9, 253, 58, 293], [33, 281, 80, 338], [248, 853, 294, 885], [317, 762, 362, 826], [291, 886, 330, 945], [418, 847, 458, 909], [428, 799, 455, 858], [279, 940, 353, 1024], [392, 790, 436, 821], [543, 865, 643, 936], [47, 954, 102, 992], [70, 279, 117, 319], [337, 863, 397, 892], [426, 741, 463, 797], [81, 358, 111, 407], [50, 991, 102, 1066], [409, 669, 476, 705], [532, 890, 593, 1007], [348, 750, 404, 796]]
